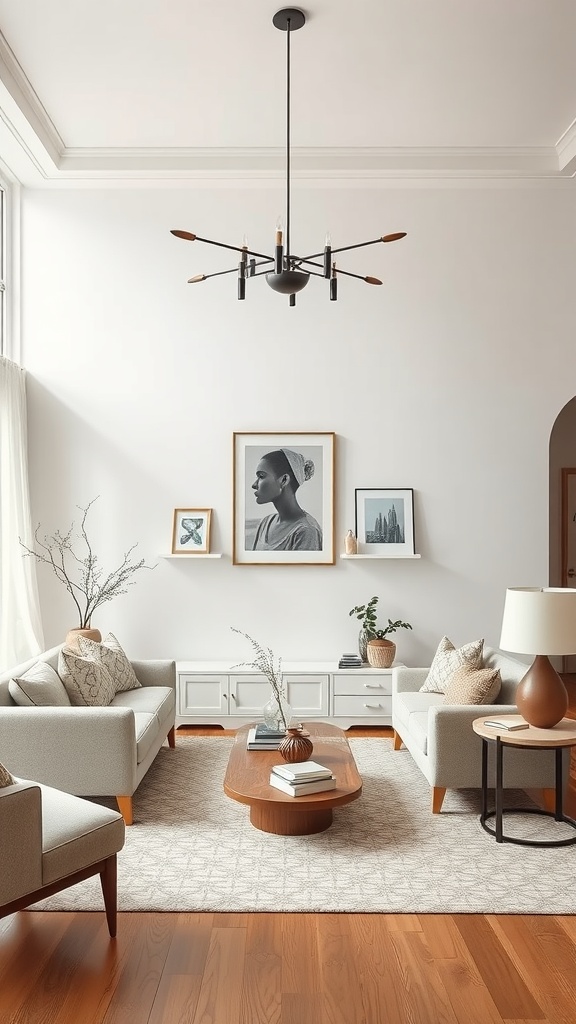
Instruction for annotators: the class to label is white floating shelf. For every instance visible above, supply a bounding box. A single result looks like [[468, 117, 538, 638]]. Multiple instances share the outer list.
[[340, 553, 421, 559], [159, 553, 223, 559]]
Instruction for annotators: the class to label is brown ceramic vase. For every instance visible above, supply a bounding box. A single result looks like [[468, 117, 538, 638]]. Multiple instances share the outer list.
[[278, 727, 314, 763]]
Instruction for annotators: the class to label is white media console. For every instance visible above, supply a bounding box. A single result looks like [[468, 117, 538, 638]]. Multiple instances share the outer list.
[[176, 661, 402, 729]]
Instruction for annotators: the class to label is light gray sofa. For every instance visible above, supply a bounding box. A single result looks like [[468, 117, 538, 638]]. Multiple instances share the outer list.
[[392, 645, 566, 812], [0, 644, 176, 824]]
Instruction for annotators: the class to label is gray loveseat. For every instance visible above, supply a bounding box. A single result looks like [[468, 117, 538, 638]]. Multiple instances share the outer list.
[[0, 644, 176, 824], [392, 645, 566, 812]]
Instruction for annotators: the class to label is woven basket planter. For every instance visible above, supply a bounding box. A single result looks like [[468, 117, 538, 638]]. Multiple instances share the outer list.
[[366, 638, 396, 669]]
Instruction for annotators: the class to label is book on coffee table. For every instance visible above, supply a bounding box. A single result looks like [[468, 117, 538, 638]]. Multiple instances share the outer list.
[[272, 760, 333, 782], [246, 727, 284, 750], [269, 773, 336, 797], [483, 719, 529, 731]]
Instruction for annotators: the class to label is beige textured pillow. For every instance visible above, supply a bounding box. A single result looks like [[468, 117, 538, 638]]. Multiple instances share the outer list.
[[9, 660, 71, 707], [58, 646, 116, 706], [0, 762, 15, 787], [420, 636, 484, 693], [77, 633, 141, 694], [443, 663, 502, 705]]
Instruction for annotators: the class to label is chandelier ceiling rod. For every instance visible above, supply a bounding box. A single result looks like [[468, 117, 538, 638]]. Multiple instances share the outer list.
[[170, 8, 407, 306]]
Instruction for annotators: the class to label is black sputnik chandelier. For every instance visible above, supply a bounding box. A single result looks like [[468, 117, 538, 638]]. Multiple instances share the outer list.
[[171, 8, 406, 306]]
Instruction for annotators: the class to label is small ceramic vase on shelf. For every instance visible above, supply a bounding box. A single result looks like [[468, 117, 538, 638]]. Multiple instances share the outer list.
[[262, 693, 292, 734], [278, 726, 314, 763], [344, 529, 358, 555]]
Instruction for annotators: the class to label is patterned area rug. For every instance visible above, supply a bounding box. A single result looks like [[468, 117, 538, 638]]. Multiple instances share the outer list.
[[36, 736, 576, 914]]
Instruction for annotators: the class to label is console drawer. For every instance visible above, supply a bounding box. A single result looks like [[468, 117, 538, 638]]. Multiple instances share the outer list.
[[332, 694, 392, 717], [333, 674, 392, 696]]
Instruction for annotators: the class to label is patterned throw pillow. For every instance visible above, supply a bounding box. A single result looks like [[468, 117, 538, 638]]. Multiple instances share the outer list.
[[9, 660, 71, 707], [443, 663, 502, 705], [0, 762, 15, 787], [419, 636, 484, 694], [76, 633, 141, 694], [58, 646, 116, 707]]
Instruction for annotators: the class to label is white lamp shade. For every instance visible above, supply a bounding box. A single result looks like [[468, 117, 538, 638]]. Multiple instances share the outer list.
[[499, 587, 576, 656]]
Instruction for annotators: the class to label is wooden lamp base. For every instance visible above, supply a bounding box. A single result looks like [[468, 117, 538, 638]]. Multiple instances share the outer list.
[[515, 654, 569, 728]]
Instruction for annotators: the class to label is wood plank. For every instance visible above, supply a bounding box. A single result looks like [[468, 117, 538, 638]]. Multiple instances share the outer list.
[[316, 914, 368, 1024], [389, 927, 461, 1024], [192, 925, 246, 1024], [454, 914, 544, 1020], [281, 914, 321, 996], [148, 914, 213, 1024], [0, 912, 71, 1022], [349, 915, 423, 1024], [489, 915, 576, 1022], [239, 914, 282, 1024]]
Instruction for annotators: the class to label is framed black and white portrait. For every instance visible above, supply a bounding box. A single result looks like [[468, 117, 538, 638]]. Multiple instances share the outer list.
[[172, 508, 212, 554], [233, 432, 335, 565], [354, 488, 415, 556]]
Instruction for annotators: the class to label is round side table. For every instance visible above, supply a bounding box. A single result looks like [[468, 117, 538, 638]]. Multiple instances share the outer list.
[[472, 715, 576, 847]]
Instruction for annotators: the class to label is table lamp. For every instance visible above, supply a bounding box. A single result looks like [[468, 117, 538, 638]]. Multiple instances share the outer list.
[[499, 586, 576, 728]]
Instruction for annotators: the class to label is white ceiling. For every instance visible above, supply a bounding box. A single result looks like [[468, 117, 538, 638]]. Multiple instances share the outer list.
[[0, 0, 575, 184]]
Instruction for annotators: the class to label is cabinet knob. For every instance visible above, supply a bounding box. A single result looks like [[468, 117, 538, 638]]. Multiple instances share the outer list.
[[230, 693, 236, 702], [364, 703, 382, 709]]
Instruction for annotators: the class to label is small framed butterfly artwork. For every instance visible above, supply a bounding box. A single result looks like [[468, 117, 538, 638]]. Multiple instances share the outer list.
[[171, 508, 212, 554]]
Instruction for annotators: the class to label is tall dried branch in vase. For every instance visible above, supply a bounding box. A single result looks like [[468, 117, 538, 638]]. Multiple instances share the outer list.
[[231, 627, 290, 731], [20, 497, 156, 629]]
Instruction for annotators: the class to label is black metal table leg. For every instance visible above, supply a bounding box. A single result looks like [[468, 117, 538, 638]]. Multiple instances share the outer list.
[[495, 735, 503, 843]]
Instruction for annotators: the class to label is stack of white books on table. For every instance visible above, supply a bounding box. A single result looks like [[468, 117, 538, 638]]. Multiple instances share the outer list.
[[269, 760, 336, 797]]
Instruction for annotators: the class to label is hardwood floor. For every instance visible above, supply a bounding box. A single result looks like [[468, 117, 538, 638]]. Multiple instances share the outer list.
[[2, 682, 576, 1024]]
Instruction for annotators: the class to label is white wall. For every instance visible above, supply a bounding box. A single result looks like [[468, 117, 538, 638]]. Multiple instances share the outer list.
[[20, 182, 576, 663]]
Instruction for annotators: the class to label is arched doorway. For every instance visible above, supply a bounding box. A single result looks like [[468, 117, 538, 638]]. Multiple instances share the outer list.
[[549, 396, 576, 670]]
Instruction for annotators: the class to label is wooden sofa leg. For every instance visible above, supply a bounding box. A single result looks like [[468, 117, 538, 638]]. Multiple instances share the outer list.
[[100, 855, 118, 937], [432, 787, 447, 813], [116, 796, 133, 826], [393, 730, 403, 750], [167, 726, 176, 748]]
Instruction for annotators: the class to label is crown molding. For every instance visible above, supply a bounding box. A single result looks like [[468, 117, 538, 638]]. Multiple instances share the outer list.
[[557, 118, 576, 175], [0, 33, 574, 187]]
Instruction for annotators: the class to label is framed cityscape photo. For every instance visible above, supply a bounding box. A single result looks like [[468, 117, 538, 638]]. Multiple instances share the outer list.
[[172, 508, 212, 554], [355, 488, 415, 556], [233, 431, 335, 565]]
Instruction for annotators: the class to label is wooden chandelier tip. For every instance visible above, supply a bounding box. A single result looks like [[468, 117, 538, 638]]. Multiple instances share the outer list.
[[381, 232, 407, 243], [365, 276, 383, 285], [171, 229, 197, 241], [187, 275, 206, 283]]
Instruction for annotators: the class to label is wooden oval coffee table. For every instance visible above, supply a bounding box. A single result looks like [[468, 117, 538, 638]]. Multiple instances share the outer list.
[[224, 721, 363, 835]]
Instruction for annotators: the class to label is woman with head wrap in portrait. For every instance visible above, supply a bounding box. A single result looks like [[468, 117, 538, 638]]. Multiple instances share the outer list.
[[251, 448, 323, 551]]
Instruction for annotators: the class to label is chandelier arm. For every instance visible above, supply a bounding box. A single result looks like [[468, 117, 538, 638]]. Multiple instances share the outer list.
[[193, 235, 273, 261]]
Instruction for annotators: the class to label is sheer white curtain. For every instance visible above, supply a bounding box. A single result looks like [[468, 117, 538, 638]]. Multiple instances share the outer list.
[[0, 355, 44, 670]]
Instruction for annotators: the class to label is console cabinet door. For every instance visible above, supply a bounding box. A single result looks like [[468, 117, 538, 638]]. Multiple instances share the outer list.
[[285, 674, 330, 717], [179, 674, 229, 717], [228, 674, 271, 716]]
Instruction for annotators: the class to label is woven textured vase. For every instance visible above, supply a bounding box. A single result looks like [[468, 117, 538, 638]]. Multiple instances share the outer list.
[[366, 638, 396, 668], [278, 727, 314, 763]]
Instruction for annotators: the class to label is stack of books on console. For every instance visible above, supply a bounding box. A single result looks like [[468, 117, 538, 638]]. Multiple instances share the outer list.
[[269, 760, 336, 797], [338, 652, 363, 669], [246, 724, 287, 750]]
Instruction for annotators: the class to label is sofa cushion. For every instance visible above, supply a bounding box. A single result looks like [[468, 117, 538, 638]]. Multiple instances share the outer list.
[[394, 690, 445, 730], [9, 661, 71, 707], [443, 663, 502, 705], [407, 712, 429, 755], [0, 761, 15, 787], [134, 712, 160, 764], [58, 646, 116, 707], [77, 633, 141, 694], [111, 686, 175, 727], [420, 636, 484, 693]]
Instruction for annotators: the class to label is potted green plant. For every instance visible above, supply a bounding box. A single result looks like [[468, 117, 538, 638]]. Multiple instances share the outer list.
[[349, 596, 412, 666]]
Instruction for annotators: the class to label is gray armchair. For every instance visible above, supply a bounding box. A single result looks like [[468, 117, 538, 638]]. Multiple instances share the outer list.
[[0, 778, 125, 935]]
